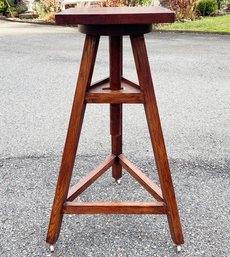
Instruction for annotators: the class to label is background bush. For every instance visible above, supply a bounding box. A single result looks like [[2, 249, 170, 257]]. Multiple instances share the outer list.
[[169, 0, 198, 20], [216, 0, 229, 9], [100, 0, 151, 6], [197, 0, 218, 16], [0, 0, 7, 12], [0, 0, 17, 16]]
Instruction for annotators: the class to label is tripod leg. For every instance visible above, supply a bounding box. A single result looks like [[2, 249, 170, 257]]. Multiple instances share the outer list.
[[131, 35, 184, 245], [46, 35, 100, 245]]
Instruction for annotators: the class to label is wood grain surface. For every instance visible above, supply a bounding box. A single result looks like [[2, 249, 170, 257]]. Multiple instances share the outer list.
[[55, 7, 175, 25]]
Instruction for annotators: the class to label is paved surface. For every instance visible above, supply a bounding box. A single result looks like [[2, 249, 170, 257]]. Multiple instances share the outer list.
[[0, 20, 230, 257]]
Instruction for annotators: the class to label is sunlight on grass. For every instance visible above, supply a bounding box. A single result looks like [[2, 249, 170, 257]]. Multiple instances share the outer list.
[[156, 15, 230, 33]]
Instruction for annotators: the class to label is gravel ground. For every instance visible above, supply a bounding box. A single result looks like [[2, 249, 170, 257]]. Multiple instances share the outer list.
[[0, 20, 230, 257]]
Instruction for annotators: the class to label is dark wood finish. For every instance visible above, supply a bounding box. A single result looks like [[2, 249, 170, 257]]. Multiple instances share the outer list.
[[109, 36, 122, 91], [55, 7, 175, 25], [63, 202, 167, 214], [46, 35, 100, 245], [110, 36, 122, 180], [47, 8, 183, 248], [130, 35, 184, 245], [119, 154, 164, 202], [67, 154, 115, 201], [85, 79, 144, 104], [78, 24, 152, 36]]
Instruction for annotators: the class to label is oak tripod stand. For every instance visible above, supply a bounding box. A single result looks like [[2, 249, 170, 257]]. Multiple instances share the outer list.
[[46, 7, 184, 253]]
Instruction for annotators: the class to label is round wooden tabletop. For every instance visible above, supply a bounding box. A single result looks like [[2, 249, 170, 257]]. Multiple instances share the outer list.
[[55, 7, 175, 26]]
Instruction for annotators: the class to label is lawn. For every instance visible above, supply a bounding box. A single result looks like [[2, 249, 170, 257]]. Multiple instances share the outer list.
[[156, 15, 230, 34]]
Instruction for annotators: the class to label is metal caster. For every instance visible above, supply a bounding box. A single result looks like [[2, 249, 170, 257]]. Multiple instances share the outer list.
[[50, 245, 55, 252], [116, 179, 121, 185], [176, 245, 182, 253]]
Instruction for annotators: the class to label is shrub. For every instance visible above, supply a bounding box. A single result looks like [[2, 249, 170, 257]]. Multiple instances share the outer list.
[[197, 0, 218, 16], [40, 0, 59, 12], [42, 11, 55, 22], [100, 0, 151, 6], [100, 0, 125, 6], [0, 0, 17, 16], [0, 0, 7, 12], [216, 0, 229, 9], [169, 0, 198, 20]]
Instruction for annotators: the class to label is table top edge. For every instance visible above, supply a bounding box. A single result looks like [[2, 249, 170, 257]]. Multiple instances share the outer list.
[[55, 7, 175, 25]]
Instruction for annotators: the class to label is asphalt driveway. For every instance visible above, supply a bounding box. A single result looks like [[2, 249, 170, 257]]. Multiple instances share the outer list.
[[0, 20, 229, 257]]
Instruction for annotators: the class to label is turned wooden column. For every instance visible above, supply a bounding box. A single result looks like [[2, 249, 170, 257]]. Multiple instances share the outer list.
[[109, 36, 123, 181]]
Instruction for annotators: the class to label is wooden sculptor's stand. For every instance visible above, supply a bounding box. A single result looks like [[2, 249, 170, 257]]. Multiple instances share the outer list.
[[46, 7, 184, 252]]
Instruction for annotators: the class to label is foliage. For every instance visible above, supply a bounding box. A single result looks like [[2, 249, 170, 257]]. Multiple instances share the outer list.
[[36, 2, 48, 16], [35, 0, 59, 17], [42, 10, 55, 21], [136, 0, 151, 5], [216, 0, 229, 9], [41, 0, 59, 11], [0, 0, 17, 16], [100, 0, 124, 6], [100, 0, 151, 6], [197, 0, 218, 16], [156, 14, 230, 33], [0, 0, 7, 11], [169, 0, 198, 20]]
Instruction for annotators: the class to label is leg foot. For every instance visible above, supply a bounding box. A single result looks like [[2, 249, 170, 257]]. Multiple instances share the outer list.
[[50, 245, 55, 252], [116, 178, 121, 185], [176, 245, 182, 252]]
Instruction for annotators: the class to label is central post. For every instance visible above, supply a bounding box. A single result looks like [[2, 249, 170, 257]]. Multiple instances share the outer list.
[[110, 36, 123, 182]]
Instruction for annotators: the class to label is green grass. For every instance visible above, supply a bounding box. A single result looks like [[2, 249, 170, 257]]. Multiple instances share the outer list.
[[156, 15, 230, 33]]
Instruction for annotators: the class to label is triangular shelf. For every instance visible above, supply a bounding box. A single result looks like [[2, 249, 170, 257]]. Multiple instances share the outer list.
[[85, 77, 145, 104]]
